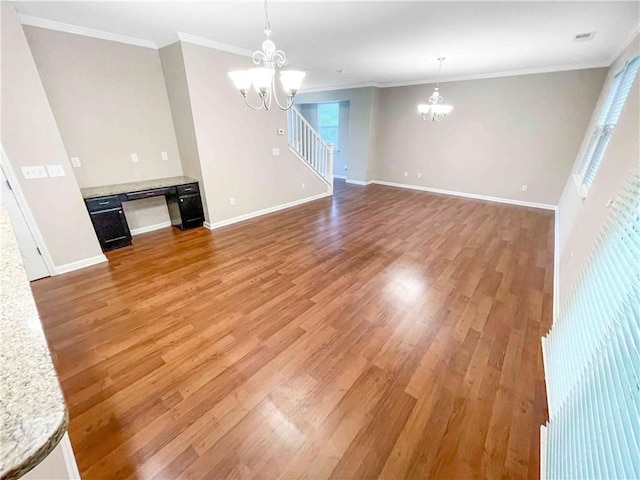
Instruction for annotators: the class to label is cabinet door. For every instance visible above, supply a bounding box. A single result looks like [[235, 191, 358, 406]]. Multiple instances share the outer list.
[[90, 208, 131, 251], [178, 193, 204, 229]]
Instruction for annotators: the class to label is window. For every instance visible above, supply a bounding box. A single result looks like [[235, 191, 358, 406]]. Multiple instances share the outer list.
[[317, 102, 339, 149], [575, 56, 639, 197]]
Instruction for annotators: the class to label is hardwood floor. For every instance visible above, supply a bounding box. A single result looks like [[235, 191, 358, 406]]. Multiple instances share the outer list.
[[31, 180, 554, 479]]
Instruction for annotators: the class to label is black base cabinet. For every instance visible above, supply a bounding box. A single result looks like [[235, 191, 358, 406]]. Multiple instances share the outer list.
[[84, 181, 204, 252], [168, 184, 204, 230], [86, 196, 132, 251]]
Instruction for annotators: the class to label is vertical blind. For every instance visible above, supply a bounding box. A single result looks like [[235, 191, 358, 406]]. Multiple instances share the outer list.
[[577, 56, 639, 191], [543, 174, 640, 478]]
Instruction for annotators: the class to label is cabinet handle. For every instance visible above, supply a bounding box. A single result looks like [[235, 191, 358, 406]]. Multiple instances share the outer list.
[[180, 199, 183, 202], [99, 201, 110, 205], [184, 187, 192, 191]]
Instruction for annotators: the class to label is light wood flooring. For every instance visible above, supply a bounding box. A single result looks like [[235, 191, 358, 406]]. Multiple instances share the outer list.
[[31, 180, 554, 479]]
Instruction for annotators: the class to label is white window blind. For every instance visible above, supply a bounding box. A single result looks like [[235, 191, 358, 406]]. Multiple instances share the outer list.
[[543, 173, 640, 479], [576, 56, 639, 194]]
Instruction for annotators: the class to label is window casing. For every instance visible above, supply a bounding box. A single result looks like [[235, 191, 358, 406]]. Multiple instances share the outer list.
[[574, 56, 639, 197]]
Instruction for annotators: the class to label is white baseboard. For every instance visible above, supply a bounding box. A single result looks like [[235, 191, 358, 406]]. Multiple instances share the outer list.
[[345, 179, 373, 186], [54, 254, 107, 275], [333, 174, 347, 180], [130, 220, 172, 236], [205, 192, 332, 230], [540, 424, 548, 480], [370, 180, 557, 210]]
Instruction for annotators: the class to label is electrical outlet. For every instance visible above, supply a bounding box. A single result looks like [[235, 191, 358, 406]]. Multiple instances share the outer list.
[[161, 152, 168, 160], [417, 172, 422, 178], [301, 183, 305, 190], [70, 157, 82, 168], [344, 165, 348, 171], [131, 153, 139, 163], [46, 165, 65, 177], [229, 198, 235, 206], [21, 166, 48, 179], [403, 171, 408, 177], [272, 148, 280, 156], [521, 184, 528, 192]]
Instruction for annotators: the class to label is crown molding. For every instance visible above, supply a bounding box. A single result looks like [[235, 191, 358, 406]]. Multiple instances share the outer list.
[[300, 61, 611, 94], [18, 14, 157, 49], [608, 23, 640, 65], [176, 32, 253, 58]]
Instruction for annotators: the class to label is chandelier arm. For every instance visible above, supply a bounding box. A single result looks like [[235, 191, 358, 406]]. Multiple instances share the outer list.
[[243, 93, 267, 110], [272, 86, 293, 110]]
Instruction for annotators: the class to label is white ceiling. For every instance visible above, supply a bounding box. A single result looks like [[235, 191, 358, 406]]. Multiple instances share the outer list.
[[14, 1, 640, 91]]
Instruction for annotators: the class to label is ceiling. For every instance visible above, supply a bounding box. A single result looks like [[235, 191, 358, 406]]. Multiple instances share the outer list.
[[14, 1, 640, 91]]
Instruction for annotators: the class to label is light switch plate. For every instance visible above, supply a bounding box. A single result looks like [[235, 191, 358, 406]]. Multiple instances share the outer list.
[[21, 166, 48, 179], [161, 152, 168, 160], [46, 165, 66, 177], [131, 153, 139, 163], [272, 148, 280, 156], [70, 157, 82, 168]]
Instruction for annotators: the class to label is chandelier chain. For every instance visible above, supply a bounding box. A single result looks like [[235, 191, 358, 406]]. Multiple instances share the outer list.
[[264, 0, 271, 32]]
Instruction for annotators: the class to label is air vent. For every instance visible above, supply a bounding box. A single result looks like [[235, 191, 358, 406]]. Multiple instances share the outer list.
[[574, 31, 596, 42]]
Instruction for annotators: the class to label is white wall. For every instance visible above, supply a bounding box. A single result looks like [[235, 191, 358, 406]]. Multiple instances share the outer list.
[[556, 36, 639, 306], [24, 25, 184, 233], [178, 42, 330, 225], [373, 68, 607, 205], [0, 3, 103, 269]]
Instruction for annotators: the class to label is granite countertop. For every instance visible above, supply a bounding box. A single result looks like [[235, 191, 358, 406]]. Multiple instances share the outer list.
[[80, 175, 198, 199], [0, 209, 68, 480]]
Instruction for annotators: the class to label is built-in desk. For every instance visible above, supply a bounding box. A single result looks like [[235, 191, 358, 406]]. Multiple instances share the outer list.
[[81, 176, 204, 251]]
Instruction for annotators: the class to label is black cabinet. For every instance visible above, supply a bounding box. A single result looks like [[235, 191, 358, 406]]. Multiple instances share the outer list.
[[84, 180, 204, 252], [89, 206, 132, 251], [168, 184, 204, 230]]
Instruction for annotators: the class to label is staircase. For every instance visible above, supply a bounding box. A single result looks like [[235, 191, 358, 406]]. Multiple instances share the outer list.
[[287, 106, 334, 192]]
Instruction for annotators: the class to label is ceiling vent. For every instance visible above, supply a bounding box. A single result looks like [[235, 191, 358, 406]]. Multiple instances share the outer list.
[[574, 31, 596, 42]]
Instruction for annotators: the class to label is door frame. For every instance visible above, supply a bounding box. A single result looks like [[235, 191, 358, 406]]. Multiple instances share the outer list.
[[1, 145, 56, 277]]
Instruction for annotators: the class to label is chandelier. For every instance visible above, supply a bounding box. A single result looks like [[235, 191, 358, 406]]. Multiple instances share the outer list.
[[418, 57, 453, 122], [228, 0, 305, 111]]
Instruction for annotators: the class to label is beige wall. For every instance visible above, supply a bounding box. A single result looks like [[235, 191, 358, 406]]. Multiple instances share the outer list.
[[159, 42, 209, 221], [296, 87, 379, 183], [24, 25, 184, 231], [557, 36, 639, 307], [0, 3, 103, 267], [179, 42, 329, 225], [374, 68, 607, 205]]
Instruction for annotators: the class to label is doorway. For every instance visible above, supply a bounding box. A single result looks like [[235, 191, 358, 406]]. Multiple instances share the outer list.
[[1, 161, 52, 280], [298, 101, 350, 179]]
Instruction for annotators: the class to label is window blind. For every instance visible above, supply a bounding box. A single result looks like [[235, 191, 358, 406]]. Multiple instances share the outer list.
[[543, 174, 640, 479], [576, 56, 639, 193]]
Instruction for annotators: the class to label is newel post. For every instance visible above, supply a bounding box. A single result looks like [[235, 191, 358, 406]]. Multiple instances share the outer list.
[[328, 143, 334, 194]]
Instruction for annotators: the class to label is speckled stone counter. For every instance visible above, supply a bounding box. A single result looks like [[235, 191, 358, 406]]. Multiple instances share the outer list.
[[0, 209, 68, 480], [80, 175, 197, 199]]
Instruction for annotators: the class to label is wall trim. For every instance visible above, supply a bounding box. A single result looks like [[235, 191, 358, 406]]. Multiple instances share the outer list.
[[18, 14, 157, 49], [370, 180, 558, 210], [54, 254, 107, 275], [176, 32, 253, 57], [287, 145, 333, 189], [130, 220, 172, 236], [540, 424, 548, 480], [345, 179, 373, 186], [608, 23, 640, 66], [333, 174, 347, 180], [60, 433, 81, 480], [205, 192, 331, 230], [300, 62, 610, 94]]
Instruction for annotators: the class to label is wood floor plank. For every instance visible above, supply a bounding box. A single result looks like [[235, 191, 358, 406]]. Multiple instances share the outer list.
[[30, 179, 553, 479]]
